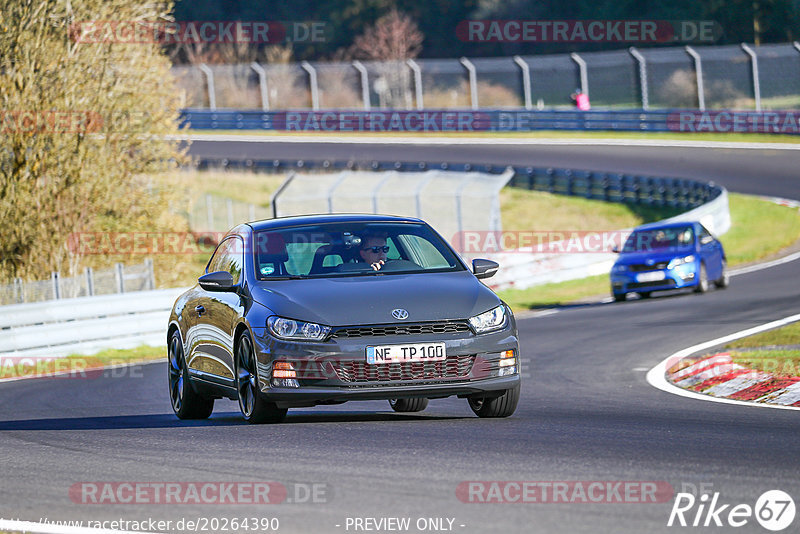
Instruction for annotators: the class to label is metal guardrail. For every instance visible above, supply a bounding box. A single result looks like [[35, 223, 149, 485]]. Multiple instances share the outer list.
[[0, 288, 186, 359], [180, 108, 800, 134], [194, 156, 722, 212]]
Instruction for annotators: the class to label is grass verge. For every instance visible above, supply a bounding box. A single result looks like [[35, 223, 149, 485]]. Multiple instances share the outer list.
[[725, 321, 800, 378]]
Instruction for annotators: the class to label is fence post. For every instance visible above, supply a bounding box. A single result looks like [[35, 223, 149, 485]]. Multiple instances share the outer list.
[[685, 46, 705, 110], [86, 267, 94, 296], [227, 198, 234, 228], [14, 277, 23, 304], [352, 60, 371, 111], [51, 271, 60, 300], [629, 47, 649, 110], [407, 59, 424, 110], [740, 43, 762, 111], [198, 63, 217, 111], [115, 263, 125, 294], [371, 173, 394, 214], [249, 203, 256, 222], [250, 62, 270, 111], [459, 57, 478, 110], [513, 56, 532, 110], [270, 171, 296, 219], [146, 258, 155, 290], [300, 61, 320, 110], [570, 52, 589, 99]]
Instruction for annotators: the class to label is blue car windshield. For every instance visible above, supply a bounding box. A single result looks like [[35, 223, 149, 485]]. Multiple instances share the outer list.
[[623, 226, 694, 252], [253, 222, 466, 279]]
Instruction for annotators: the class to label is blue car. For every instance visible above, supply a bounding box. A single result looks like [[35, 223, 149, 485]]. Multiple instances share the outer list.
[[610, 221, 729, 301]]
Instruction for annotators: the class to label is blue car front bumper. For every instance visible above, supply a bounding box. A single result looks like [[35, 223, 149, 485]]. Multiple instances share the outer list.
[[610, 263, 699, 295]]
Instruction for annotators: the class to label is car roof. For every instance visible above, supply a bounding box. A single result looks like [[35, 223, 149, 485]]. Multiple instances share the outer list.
[[633, 220, 698, 232], [246, 213, 425, 232]]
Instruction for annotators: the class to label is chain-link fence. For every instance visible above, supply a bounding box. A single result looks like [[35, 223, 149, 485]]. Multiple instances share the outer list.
[[0, 260, 155, 305], [174, 42, 800, 112], [187, 193, 272, 232]]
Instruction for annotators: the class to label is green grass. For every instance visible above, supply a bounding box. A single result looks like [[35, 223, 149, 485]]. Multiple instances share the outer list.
[[720, 193, 800, 265], [498, 274, 608, 310], [0, 346, 164, 379], [190, 129, 800, 144], [729, 349, 800, 378], [726, 321, 800, 349]]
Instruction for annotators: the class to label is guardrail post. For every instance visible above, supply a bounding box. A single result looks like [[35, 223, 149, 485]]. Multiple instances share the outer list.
[[51, 271, 60, 299], [250, 62, 270, 111], [301, 61, 320, 110], [407, 59, 424, 110], [459, 57, 479, 110], [86, 267, 94, 296], [352, 60, 371, 111], [629, 47, 649, 110], [740, 43, 762, 111], [685, 46, 705, 110], [13, 277, 23, 303], [513, 56, 533, 110], [198, 64, 217, 111], [570, 52, 589, 99], [116, 263, 125, 294]]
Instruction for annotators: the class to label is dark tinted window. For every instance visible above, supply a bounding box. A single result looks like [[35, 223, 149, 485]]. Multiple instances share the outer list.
[[623, 226, 694, 252]]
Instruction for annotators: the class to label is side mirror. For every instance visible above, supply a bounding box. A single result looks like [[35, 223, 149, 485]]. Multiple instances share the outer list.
[[700, 235, 714, 245], [472, 259, 499, 280], [611, 245, 620, 253], [199, 271, 235, 292]]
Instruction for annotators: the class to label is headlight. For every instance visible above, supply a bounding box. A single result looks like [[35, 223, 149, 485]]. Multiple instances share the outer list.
[[267, 316, 331, 341], [667, 255, 696, 269], [612, 264, 628, 273], [468, 305, 506, 334]]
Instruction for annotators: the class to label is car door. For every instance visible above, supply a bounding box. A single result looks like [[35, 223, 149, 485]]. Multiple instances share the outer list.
[[188, 236, 246, 385], [697, 225, 722, 280]]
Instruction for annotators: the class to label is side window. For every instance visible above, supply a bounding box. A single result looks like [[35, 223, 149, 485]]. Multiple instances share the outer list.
[[397, 235, 451, 269], [207, 237, 243, 284]]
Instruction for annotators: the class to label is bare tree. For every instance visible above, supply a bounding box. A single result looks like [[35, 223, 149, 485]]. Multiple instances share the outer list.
[[350, 9, 423, 61]]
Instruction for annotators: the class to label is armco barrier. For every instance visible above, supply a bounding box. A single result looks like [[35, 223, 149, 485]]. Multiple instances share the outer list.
[[180, 109, 800, 135], [0, 288, 186, 360]]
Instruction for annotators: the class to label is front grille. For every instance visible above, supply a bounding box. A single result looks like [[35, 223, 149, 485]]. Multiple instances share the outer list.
[[331, 354, 476, 383], [629, 280, 676, 289], [331, 321, 471, 339], [629, 262, 668, 272]]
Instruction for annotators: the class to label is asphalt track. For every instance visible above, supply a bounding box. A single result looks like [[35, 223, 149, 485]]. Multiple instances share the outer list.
[[1, 139, 799, 533]]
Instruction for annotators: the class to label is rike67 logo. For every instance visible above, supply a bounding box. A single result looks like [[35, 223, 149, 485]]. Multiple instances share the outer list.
[[668, 489, 795, 531]]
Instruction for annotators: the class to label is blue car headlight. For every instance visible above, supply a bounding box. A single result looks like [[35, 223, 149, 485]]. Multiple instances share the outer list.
[[667, 255, 696, 269], [469, 305, 506, 334], [267, 316, 331, 341], [612, 264, 628, 273]]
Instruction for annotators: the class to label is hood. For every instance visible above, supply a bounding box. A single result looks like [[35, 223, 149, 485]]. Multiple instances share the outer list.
[[249, 271, 500, 326], [615, 248, 694, 265]]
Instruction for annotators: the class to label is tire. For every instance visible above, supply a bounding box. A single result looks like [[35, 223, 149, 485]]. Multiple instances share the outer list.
[[694, 263, 709, 293], [236, 331, 287, 424], [468, 385, 520, 418], [168, 331, 214, 420], [638, 291, 652, 299], [389, 398, 429, 412], [613, 293, 626, 302], [715, 259, 730, 289]]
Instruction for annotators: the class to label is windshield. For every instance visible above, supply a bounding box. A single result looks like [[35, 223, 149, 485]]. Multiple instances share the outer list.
[[622, 226, 694, 253], [253, 222, 465, 279]]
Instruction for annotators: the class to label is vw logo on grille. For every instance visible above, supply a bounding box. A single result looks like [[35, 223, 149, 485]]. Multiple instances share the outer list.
[[646, 259, 655, 265], [391, 308, 409, 320]]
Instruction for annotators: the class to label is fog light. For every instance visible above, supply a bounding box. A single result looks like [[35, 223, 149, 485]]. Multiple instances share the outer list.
[[499, 366, 516, 376], [271, 378, 300, 388], [499, 349, 516, 367], [681, 272, 695, 281], [273, 361, 296, 379]]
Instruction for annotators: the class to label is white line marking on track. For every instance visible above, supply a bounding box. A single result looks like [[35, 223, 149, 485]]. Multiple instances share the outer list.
[[646, 313, 800, 410], [730, 250, 800, 276], [173, 133, 800, 151]]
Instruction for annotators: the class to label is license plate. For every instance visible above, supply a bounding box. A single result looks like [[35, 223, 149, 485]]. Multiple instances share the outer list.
[[366, 342, 446, 364], [636, 271, 666, 282]]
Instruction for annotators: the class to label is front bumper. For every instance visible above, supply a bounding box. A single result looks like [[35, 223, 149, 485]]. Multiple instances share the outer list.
[[611, 264, 698, 294], [249, 321, 520, 408]]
